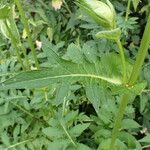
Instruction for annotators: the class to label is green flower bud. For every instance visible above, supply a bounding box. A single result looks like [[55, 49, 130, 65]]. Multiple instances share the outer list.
[[76, 0, 116, 29]]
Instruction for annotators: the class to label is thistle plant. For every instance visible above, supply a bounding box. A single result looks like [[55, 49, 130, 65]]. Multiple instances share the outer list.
[[73, 0, 150, 149], [0, 0, 150, 150]]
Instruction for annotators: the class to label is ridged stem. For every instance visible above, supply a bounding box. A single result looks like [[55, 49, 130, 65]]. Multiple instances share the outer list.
[[116, 39, 127, 83], [110, 94, 129, 150], [110, 13, 150, 149], [128, 14, 150, 85]]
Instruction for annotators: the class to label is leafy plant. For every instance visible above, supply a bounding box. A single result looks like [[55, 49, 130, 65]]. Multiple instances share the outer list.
[[0, 0, 150, 150]]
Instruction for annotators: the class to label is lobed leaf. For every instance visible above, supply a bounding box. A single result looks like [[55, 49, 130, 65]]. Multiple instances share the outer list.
[[0, 37, 145, 99]]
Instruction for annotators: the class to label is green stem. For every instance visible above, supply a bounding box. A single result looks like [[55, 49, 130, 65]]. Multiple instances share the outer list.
[[4, 139, 33, 150], [14, 0, 39, 69], [128, 14, 150, 85], [110, 13, 150, 149], [125, 0, 131, 21], [4, 20, 25, 70], [10, 101, 34, 118], [109, 94, 129, 150], [116, 39, 127, 83], [60, 120, 76, 147]]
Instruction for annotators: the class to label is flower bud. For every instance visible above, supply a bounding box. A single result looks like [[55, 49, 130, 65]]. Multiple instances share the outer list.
[[76, 0, 116, 29]]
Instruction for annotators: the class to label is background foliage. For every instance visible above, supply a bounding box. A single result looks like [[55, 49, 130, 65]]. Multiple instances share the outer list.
[[0, 0, 150, 149]]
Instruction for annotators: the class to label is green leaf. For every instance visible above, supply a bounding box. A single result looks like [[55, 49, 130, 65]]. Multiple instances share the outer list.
[[0, 20, 9, 38], [64, 111, 78, 125], [8, 6, 20, 42], [0, 38, 136, 101], [69, 123, 90, 138], [42, 127, 64, 138], [139, 134, 150, 143], [96, 28, 121, 41], [111, 81, 146, 96], [121, 119, 141, 129], [132, 0, 140, 11], [82, 41, 97, 63], [85, 84, 106, 114], [62, 43, 83, 63], [0, 6, 20, 40], [99, 138, 129, 150], [140, 94, 148, 113], [0, 6, 10, 19], [119, 132, 142, 149], [67, 143, 92, 150], [48, 140, 70, 150], [0, 53, 125, 90], [55, 82, 70, 106]]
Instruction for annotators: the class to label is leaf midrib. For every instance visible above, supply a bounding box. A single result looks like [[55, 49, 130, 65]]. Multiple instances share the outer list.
[[5, 73, 122, 85]]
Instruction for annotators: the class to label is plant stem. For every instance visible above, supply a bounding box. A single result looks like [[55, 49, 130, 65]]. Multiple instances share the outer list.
[[116, 39, 127, 83], [110, 13, 150, 149], [128, 14, 150, 85], [4, 139, 33, 150], [109, 94, 129, 150], [10, 101, 34, 118], [142, 144, 150, 149], [125, 0, 131, 21], [4, 20, 25, 70], [14, 0, 39, 69], [60, 120, 76, 147]]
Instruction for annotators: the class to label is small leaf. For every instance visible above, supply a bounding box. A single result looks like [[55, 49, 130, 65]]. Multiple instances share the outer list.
[[68, 143, 92, 150], [63, 43, 83, 63], [121, 119, 141, 129], [48, 140, 70, 150], [132, 0, 140, 11], [0, 20, 9, 38], [55, 82, 70, 106], [119, 132, 142, 149], [82, 41, 97, 63], [85, 84, 102, 114], [0, 6, 20, 40], [42, 127, 64, 138], [70, 123, 90, 138], [140, 94, 148, 113], [96, 28, 121, 41], [112, 81, 146, 96]]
